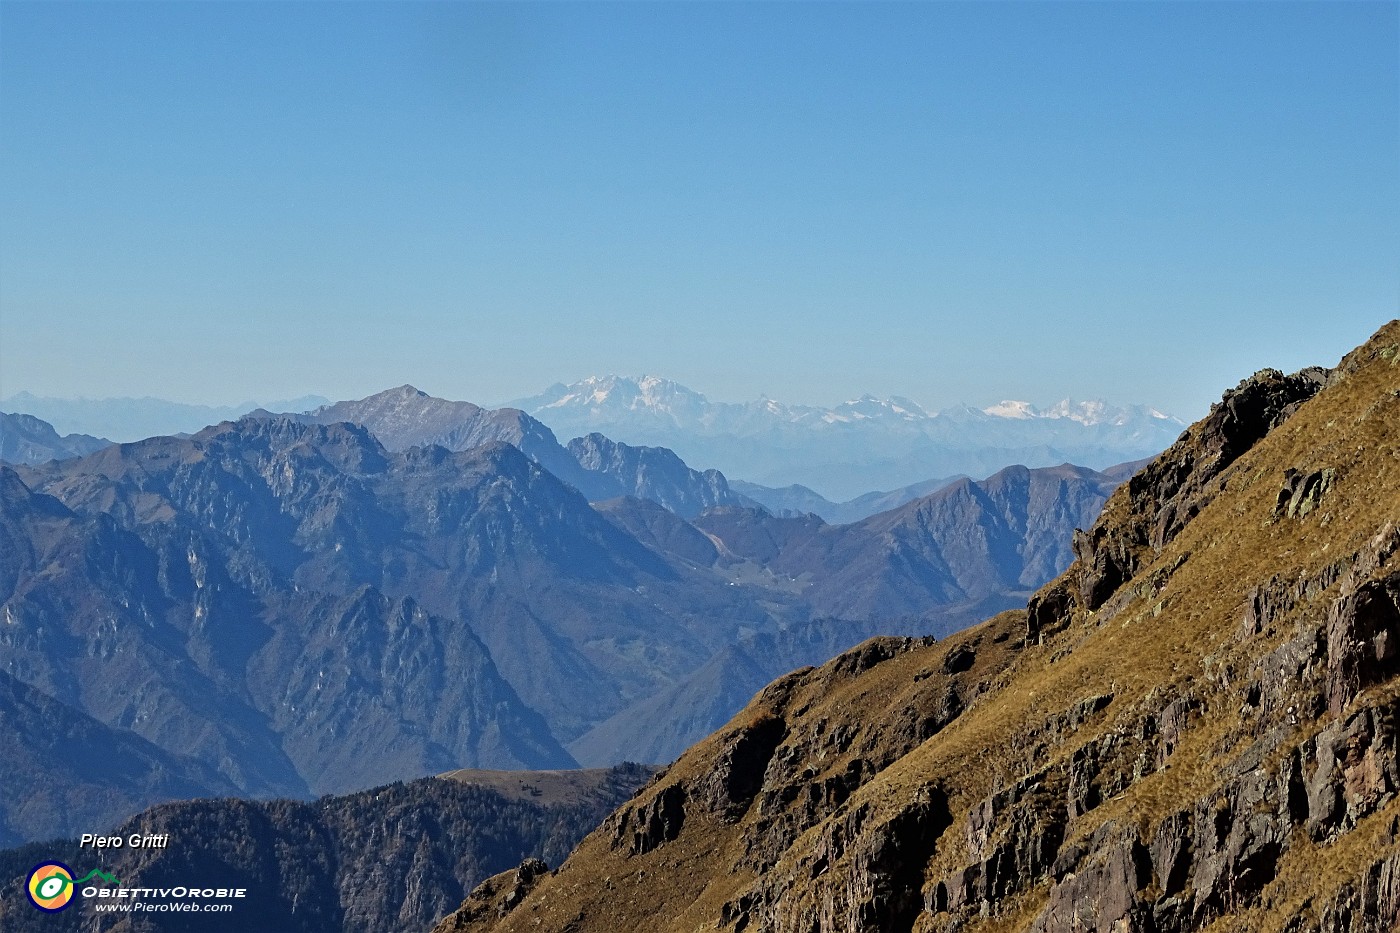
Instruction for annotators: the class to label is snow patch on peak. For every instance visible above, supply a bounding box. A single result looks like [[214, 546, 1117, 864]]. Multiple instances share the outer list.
[[983, 400, 1037, 420]]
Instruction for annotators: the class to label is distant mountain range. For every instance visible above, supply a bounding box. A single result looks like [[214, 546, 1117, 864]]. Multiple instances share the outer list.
[[0, 387, 1135, 842], [4, 377, 1183, 501], [0, 411, 110, 466], [510, 375, 1184, 499], [0, 391, 330, 442], [730, 475, 965, 523]]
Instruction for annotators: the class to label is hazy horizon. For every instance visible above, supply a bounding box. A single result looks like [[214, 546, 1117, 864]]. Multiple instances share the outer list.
[[2, 372, 1187, 417]]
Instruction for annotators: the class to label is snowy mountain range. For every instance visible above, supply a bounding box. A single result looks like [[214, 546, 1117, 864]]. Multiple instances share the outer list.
[[510, 375, 1185, 499], [518, 374, 1175, 429]]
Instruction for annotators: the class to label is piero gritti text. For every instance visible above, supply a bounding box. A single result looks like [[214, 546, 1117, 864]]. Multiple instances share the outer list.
[[80, 832, 171, 849]]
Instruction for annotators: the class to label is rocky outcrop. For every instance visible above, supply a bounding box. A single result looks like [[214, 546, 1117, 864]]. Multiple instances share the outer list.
[[1275, 467, 1336, 520], [612, 780, 686, 856], [1326, 571, 1400, 716], [1029, 825, 1152, 933], [1068, 366, 1328, 616], [435, 859, 553, 932]]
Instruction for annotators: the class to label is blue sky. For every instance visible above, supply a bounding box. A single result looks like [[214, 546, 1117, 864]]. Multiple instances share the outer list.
[[1, 1, 1395, 418]]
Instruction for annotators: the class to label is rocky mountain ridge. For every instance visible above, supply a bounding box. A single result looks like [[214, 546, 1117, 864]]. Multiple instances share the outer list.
[[286, 386, 749, 515], [434, 321, 1400, 933]]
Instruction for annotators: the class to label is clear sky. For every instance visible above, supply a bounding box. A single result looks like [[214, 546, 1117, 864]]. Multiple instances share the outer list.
[[1, 1, 1396, 418]]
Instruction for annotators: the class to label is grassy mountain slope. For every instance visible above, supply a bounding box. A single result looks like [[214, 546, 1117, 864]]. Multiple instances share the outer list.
[[434, 321, 1400, 933]]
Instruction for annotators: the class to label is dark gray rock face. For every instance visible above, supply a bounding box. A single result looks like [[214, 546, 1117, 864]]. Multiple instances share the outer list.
[[1029, 826, 1152, 933], [1326, 570, 1400, 716], [613, 782, 686, 856]]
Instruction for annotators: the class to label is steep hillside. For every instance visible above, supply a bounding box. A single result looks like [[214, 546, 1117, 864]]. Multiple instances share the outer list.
[[434, 321, 1400, 933], [0, 671, 239, 847], [0, 764, 653, 933]]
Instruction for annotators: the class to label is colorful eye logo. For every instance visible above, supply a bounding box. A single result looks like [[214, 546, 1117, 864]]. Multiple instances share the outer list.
[[27, 862, 75, 912]]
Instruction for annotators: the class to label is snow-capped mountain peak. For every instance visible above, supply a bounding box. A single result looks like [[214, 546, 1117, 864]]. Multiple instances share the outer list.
[[831, 395, 931, 422], [983, 400, 1038, 420]]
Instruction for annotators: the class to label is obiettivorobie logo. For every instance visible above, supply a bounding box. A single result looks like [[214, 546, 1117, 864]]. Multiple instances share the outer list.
[[26, 862, 121, 912], [24, 857, 247, 916]]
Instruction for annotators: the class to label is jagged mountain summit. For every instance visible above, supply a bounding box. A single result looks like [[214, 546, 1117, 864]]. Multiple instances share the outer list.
[[435, 321, 1400, 933], [280, 386, 747, 514], [568, 432, 740, 519], [510, 375, 1185, 499]]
